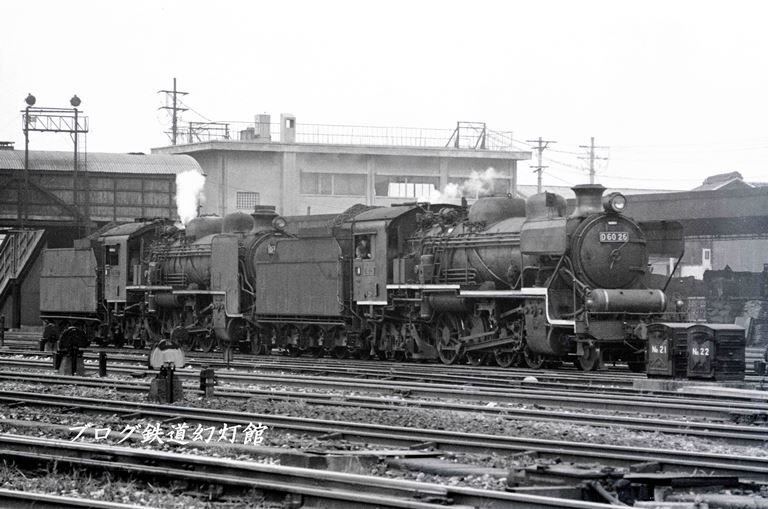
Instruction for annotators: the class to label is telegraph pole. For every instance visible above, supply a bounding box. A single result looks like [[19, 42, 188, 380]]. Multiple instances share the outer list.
[[526, 137, 556, 193], [159, 78, 188, 145], [578, 137, 608, 184]]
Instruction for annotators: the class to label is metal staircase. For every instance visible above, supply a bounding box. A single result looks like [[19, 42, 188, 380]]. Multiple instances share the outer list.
[[0, 229, 46, 305]]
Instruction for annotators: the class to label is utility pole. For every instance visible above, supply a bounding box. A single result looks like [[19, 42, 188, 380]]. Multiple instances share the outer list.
[[159, 78, 188, 145], [578, 136, 608, 184], [526, 137, 556, 193]]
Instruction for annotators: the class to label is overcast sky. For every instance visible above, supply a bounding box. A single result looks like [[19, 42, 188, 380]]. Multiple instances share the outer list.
[[2, 0, 768, 191]]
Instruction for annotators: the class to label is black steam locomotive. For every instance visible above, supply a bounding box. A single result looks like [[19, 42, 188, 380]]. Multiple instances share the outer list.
[[40, 184, 688, 371]]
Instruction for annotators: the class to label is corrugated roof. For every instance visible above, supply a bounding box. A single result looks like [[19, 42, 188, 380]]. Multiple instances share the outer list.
[[514, 185, 676, 200], [0, 150, 202, 175]]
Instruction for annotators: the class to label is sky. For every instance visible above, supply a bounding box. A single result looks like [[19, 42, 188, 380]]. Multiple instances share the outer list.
[[2, 0, 768, 191]]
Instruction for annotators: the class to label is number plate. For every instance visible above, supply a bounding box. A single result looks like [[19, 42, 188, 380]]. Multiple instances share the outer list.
[[599, 231, 629, 243]]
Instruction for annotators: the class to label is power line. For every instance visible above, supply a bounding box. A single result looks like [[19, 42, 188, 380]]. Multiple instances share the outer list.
[[578, 136, 608, 184], [541, 170, 574, 186], [158, 77, 188, 145], [526, 136, 557, 193]]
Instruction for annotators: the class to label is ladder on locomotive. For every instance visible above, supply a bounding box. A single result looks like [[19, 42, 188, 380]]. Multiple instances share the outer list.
[[423, 235, 475, 285]]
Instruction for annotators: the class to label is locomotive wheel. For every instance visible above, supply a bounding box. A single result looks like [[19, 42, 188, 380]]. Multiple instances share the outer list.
[[434, 314, 462, 365], [199, 332, 216, 353], [282, 325, 301, 355], [112, 329, 125, 348], [170, 326, 189, 350], [332, 347, 349, 359], [59, 326, 89, 350], [238, 339, 253, 354], [246, 333, 266, 355], [575, 346, 601, 371], [523, 348, 545, 369], [387, 350, 406, 362], [355, 328, 373, 360], [466, 351, 490, 366], [494, 349, 520, 368], [260, 326, 277, 355]]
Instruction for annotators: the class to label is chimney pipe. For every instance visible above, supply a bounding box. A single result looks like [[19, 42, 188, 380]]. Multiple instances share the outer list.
[[570, 184, 606, 217]]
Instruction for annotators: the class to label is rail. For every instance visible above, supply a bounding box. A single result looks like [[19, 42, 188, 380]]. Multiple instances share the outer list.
[[2, 369, 766, 445], [0, 390, 766, 478], [0, 433, 618, 508]]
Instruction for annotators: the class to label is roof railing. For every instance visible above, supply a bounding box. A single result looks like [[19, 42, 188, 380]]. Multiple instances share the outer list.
[[177, 120, 518, 152]]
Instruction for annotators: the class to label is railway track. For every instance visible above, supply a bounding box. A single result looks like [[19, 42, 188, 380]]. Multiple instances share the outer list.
[[1, 358, 766, 423], [0, 390, 766, 479], [0, 489, 146, 509], [1, 370, 767, 445], [0, 348, 650, 391], [0, 433, 623, 509], [3, 335, 765, 377], [1, 348, 766, 408], [1, 353, 767, 420]]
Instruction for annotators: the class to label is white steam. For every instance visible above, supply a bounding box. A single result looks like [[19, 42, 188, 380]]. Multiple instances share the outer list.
[[175, 170, 206, 225], [420, 167, 502, 203]]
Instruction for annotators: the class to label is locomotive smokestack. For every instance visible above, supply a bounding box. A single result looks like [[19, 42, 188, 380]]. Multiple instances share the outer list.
[[570, 184, 606, 218], [251, 205, 279, 232]]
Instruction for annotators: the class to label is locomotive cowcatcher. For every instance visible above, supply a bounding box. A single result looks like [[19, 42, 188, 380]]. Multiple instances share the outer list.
[[40, 185, 687, 370]]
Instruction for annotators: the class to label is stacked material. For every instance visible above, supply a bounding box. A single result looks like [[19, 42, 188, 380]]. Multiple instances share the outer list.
[[737, 300, 768, 346], [706, 297, 747, 324]]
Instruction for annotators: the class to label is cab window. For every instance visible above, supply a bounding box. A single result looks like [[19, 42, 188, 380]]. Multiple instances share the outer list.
[[355, 234, 373, 260], [106, 245, 120, 266]]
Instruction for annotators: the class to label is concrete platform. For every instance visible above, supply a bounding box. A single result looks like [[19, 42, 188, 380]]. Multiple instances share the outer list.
[[634, 378, 768, 400]]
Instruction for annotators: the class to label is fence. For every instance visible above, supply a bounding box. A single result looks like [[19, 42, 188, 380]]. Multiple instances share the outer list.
[[178, 121, 518, 152]]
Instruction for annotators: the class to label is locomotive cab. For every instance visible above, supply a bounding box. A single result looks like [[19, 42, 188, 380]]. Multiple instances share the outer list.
[[350, 204, 449, 306], [353, 227, 386, 304]]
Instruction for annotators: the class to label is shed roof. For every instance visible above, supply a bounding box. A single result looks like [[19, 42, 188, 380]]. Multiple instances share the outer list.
[[0, 150, 202, 175], [514, 184, 676, 200], [692, 171, 754, 191]]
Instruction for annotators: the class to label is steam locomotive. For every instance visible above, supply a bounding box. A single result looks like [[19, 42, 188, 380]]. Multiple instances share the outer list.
[[39, 184, 687, 371]]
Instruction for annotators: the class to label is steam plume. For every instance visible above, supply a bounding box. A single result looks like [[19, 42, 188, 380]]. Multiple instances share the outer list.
[[175, 170, 206, 225], [422, 167, 501, 202]]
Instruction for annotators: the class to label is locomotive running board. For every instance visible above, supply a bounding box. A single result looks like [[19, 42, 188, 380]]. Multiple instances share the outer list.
[[460, 287, 548, 298], [387, 284, 460, 290], [459, 287, 575, 328], [172, 290, 226, 295]]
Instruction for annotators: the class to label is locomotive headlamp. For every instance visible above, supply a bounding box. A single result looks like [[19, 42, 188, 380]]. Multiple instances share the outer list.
[[272, 216, 287, 231], [602, 192, 627, 213]]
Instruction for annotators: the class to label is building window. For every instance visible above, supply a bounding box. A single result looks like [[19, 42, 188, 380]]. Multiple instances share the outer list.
[[300, 172, 365, 196], [374, 176, 440, 198], [236, 191, 260, 210]]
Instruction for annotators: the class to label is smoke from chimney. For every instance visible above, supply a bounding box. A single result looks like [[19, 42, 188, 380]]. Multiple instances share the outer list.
[[422, 167, 501, 202], [175, 170, 206, 225]]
